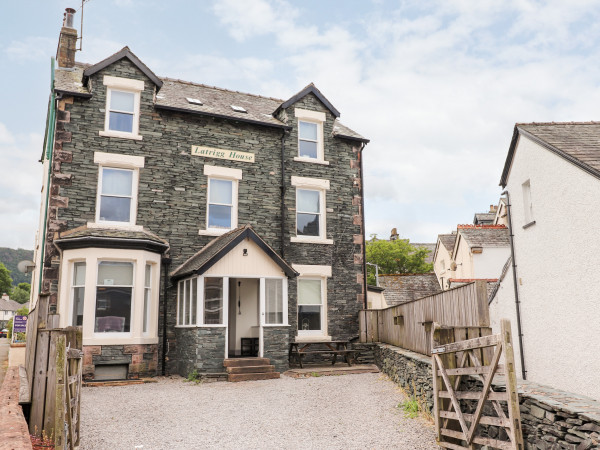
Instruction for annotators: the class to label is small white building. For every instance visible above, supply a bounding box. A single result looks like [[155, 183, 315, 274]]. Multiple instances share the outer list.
[[490, 122, 600, 401], [433, 234, 457, 289], [0, 294, 21, 329]]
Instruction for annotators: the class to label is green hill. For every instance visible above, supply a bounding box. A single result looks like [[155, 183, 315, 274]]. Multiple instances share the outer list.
[[0, 247, 34, 286]]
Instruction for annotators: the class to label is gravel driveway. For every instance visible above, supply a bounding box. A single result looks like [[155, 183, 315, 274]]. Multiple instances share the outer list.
[[81, 373, 437, 449]]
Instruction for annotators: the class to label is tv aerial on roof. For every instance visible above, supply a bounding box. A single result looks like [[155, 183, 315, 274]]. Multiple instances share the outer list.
[[17, 260, 35, 274]]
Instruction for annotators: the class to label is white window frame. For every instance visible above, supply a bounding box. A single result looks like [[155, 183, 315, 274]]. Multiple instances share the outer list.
[[263, 277, 288, 326], [294, 108, 328, 165], [90, 152, 144, 230], [199, 165, 242, 236], [293, 264, 331, 341], [522, 179, 534, 225], [291, 176, 332, 244], [69, 261, 86, 327], [99, 75, 143, 140], [142, 263, 153, 335], [93, 259, 136, 339], [176, 275, 228, 328]]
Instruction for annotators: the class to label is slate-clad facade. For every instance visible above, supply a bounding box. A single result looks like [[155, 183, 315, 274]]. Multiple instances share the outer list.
[[31, 11, 368, 379]]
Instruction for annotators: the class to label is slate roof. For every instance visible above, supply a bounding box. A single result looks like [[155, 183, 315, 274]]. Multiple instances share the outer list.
[[438, 234, 457, 257], [170, 225, 297, 280], [473, 213, 495, 225], [457, 227, 510, 248], [0, 297, 22, 312], [52, 49, 366, 141], [501, 122, 600, 187], [378, 273, 441, 306], [55, 226, 169, 252]]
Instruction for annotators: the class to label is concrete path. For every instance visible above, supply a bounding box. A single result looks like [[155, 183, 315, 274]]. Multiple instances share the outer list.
[[81, 372, 437, 449], [0, 338, 9, 388]]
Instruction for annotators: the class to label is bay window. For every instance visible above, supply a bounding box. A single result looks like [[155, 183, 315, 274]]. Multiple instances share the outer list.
[[71, 262, 85, 326], [95, 261, 133, 333]]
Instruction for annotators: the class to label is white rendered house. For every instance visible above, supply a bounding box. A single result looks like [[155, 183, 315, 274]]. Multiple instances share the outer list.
[[490, 122, 600, 401]]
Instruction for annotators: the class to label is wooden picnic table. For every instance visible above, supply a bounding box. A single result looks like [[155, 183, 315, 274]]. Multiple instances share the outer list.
[[288, 340, 355, 368]]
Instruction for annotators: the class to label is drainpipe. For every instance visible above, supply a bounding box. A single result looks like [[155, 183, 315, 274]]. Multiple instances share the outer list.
[[501, 190, 527, 380], [280, 130, 288, 259], [358, 142, 368, 310], [38, 57, 58, 299], [161, 257, 172, 376]]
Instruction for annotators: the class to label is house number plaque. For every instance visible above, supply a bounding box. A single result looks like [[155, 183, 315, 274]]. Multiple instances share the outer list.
[[191, 145, 255, 163]]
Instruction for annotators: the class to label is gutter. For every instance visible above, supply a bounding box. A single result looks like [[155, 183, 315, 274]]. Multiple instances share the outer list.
[[359, 142, 368, 310], [280, 130, 288, 259], [501, 190, 527, 380], [161, 257, 172, 375], [38, 58, 58, 298], [54, 236, 169, 253]]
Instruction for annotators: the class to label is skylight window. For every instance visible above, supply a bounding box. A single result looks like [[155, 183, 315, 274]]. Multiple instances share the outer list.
[[231, 105, 247, 113], [186, 98, 203, 105]]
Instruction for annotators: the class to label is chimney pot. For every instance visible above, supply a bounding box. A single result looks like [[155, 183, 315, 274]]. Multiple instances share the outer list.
[[57, 7, 78, 68], [64, 8, 76, 28]]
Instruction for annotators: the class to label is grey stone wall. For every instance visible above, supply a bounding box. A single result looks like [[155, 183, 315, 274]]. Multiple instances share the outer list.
[[373, 343, 600, 450], [54, 57, 365, 374], [175, 327, 226, 376], [262, 327, 290, 372], [83, 343, 158, 380]]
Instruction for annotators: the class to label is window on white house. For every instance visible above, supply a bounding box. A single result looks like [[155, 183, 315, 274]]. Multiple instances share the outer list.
[[177, 278, 193, 326], [95, 261, 133, 333], [98, 167, 134, 223], [522, 180, 534, 224], [298, 279, 323, 334], [299, 121, 319, 159], [265, 279, 283, 325], [71, 262, 86, 327], [143, 264, 151, 334], [204, 277, 223, 325], [208, 178, 234, 229], [296, 189, 321, 237]]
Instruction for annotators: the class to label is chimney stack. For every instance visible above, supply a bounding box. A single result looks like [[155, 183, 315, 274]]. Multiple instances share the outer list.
[[56, 8, 77, 68], [390, 228, 399, 240]]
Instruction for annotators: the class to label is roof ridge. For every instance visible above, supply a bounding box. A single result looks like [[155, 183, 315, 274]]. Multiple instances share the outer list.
[[457, 224, 507, 229], [160, 77, 285, 103], [517, 121, 600, 126]]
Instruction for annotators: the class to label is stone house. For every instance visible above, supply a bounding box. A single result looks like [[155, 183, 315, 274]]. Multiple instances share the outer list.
[[30, 10, 368, 380], [490, 122, 600, 401]]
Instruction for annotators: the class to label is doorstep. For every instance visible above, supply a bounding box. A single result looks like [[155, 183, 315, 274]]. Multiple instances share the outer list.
[[283, 364, 379, 378], [83, 378, 158, 387]]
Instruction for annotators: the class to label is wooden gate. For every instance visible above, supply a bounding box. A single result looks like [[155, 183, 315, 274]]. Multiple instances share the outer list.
[[431, 319, 523, 450]]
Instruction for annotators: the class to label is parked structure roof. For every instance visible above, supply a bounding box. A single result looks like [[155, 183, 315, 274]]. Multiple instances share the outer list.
[[54, 225, 169, 253], [0, 297, 22, 312], [378, 273, 441, 306], [501, 122, 600, 187], [170, 225, 297, 280]]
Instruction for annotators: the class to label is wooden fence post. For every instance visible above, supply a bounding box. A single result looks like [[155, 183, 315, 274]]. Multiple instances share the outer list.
[[501, 319, 524, 450], [54, 332, 67, 449]]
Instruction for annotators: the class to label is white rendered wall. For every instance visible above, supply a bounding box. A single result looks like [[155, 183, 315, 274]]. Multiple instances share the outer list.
[[490, 135, 600, 401], [472, 247, 510, 279], [453, 237, 474, 279], [433, 243, 454, 289]]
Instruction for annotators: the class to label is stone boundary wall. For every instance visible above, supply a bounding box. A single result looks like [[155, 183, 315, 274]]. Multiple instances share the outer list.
[[373, 343, 600, 450], [0, 366, 32, 450]]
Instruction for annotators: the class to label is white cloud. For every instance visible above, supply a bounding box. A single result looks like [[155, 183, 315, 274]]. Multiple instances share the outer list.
[[4, 37, 56, 63], [0, 124, 44, 249]]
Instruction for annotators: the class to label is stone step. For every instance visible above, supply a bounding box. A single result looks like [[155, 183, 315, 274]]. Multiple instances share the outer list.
[[223, 358, 271, 368], [227, 372, 280, 382], [226, 365, 276, 374]]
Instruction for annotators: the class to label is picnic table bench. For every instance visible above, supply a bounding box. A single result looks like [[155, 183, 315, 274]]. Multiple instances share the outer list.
[[288, 340, 355, 368]]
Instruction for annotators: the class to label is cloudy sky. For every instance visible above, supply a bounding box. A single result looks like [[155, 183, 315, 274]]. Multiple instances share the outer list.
[[2, 0, 600, 250]]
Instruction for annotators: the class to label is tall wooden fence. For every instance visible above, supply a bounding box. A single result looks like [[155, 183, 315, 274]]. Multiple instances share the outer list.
[[359, 281, 490, 356], [24, 295, 82, 448]]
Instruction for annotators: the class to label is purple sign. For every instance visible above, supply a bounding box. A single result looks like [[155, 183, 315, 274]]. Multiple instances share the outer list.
[[13, 315, 27, 333]]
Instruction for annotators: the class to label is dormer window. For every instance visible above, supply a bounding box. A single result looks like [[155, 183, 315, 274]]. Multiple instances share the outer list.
[[99, 76, 143, 140], [294, 108, 328, 165]]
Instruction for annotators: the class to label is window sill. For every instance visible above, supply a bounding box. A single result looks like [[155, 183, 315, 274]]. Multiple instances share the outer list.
[[293, 157, 330, 166], [295, 335, 332, 342], [198, 228, 232, 236], [263, 324, 290, 327], [99, 130, 143, 141], [291, 237, 334, 245], [523, 220, 536, 229], [82, 336, 158, 346], [175, 324, 227, 328], [87, 222, 144, 231]]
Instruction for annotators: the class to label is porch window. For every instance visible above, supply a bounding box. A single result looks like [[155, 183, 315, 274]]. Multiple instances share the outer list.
[[298, 279, 323, 333], [177, 278, 197, 326], [95, 261, 133, 333], [204, 277, 223, 325], [265, 279, 283, 325], [71, 262, 86, 326]]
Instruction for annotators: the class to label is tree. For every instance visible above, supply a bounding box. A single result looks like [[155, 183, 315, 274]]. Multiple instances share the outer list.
[[366, 235, 433, 285], [0, 262, 12, 295], [11, 283, 30, 304]]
